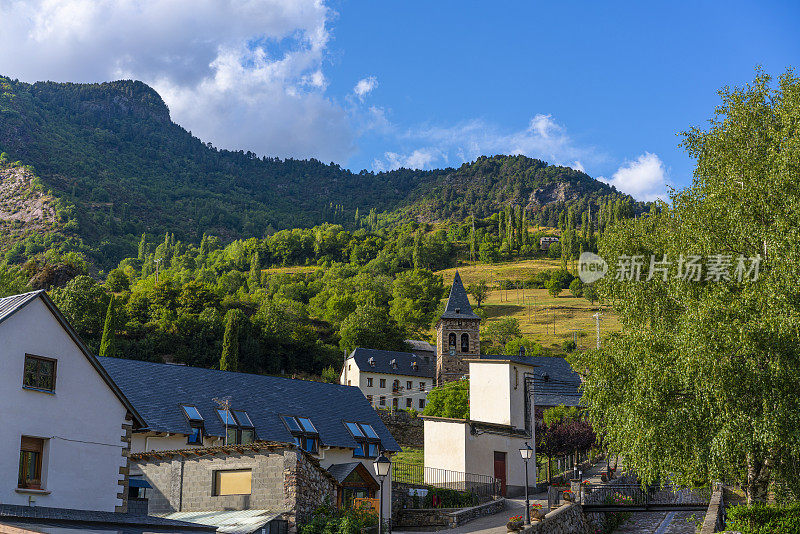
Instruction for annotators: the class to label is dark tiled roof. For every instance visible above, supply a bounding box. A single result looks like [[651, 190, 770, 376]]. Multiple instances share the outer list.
[[349, 347, 435, 378], [326, 462, 364, 483], [0, 504, 215, 531], [0, 290, 45, 325], [405, 339, 435, 353], [99, 357, 401, 452], [479, 355, 582, 407], [441, 271, 479, 320]]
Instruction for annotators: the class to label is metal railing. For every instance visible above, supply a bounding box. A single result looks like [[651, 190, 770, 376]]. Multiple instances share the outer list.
[[581, 482, 712, 511], [392, 461, 500, 502]]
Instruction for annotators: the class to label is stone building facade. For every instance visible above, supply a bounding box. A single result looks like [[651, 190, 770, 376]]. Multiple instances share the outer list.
[[435, 272, 481, 385], [131, 443, 337, 529]]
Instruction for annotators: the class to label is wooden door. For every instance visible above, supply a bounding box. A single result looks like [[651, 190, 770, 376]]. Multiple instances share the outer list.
[[493, 451, 507, 496]]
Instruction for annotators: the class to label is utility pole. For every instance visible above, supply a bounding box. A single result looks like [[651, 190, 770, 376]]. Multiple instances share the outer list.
[[592, 312, 603, 349]]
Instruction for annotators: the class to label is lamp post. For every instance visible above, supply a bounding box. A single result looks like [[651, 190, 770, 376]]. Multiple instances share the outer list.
[[520, 442, 533, 524], [374, 453, 391, 534]]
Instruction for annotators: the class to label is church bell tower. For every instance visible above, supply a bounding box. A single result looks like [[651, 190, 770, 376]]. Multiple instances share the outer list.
[[436, 271, 481, 386]]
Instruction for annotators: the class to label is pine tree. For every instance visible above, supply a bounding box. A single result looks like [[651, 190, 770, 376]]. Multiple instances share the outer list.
[[99, 297, 116, 357], [220, 309, 243, 372]]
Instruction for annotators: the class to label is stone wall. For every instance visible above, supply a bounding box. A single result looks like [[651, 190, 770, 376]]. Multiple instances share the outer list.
[[378, 410, 424, 448], [289, 449, 339, 526], [133, 446, 337, 530], [699, 484, 725, 534], [394, 499, 505, 530], [521, 503, 591, 534]]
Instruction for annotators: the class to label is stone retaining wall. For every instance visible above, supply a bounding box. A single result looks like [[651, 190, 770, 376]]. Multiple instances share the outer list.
[[699, 484, 725, 534], [378, 410, 424, 448], [394, 499, 505, 530], [521, 503, 590, 534]]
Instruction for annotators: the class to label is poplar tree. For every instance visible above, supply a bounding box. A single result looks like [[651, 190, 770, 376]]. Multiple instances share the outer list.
[[220, 309, 245, 372]]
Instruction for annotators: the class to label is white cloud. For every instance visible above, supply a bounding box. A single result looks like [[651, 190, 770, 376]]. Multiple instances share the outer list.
[[373, 148, 444, 172], [353, 76, 378, 101], [372, 114, 606, 172], [601, 152, 669, 202], [0, 0, 353, 162]]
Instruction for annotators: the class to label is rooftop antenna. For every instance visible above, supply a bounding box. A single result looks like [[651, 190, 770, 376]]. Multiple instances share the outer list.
[[213, 396, 232, 445]]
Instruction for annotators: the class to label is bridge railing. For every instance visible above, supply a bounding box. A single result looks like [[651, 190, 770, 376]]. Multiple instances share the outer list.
[[580, 482, 712, 509]]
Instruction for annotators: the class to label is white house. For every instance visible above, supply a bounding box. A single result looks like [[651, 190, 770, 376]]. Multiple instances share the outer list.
[[99, 357, 401, 520], [340, 347, 435, 411], [0, 290, 144, 512], [423, 353, 580, 497]]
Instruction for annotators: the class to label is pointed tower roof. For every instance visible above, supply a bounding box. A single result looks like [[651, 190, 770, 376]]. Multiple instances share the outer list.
[[441, 271, 479, 320]]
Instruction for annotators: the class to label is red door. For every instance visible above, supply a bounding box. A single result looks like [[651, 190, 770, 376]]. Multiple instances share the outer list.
[[493, 451, 507, 496]]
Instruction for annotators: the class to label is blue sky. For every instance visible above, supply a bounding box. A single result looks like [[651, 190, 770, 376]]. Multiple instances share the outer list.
[[0, 0, 798, 201]]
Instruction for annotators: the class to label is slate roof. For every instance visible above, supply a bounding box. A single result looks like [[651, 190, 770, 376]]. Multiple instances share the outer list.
[[348, 347, 435, 378], [0, 503, 215, 532], [441, 271, 479, 320], [163, 510, 281, 534], [477, 355, 582, 407], [98, 357, 401, 452], [326, 462, 370, 484], [0, 290, 46, 325], [405, 339, 435, 353]]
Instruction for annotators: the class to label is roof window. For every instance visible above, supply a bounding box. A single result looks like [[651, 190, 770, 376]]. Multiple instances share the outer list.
[[282, 415, 319, 454], [344, 422, 382, 459]]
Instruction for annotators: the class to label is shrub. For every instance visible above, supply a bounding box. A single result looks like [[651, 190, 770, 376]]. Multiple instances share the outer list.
[[726, 503, 800, 534]]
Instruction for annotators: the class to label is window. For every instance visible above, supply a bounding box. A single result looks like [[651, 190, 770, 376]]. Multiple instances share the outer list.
[[282, 415, 319, 454], [379, 396, 385, 406], [406, 398, 412, 408], [218, 409, 255, 445], [461, 333, 469, 353], [214, 469, 251, 496], [18, 437, 44, 489], [367, 378, 373, 387], [348, 380, 351, 386], [406, 381, 412, 390], [23, 355, 56, 392], [367, 395, 373, 404], [419, 399, 425, 409], [345, 422, 382, 459], [390, 359, 397, 369], [392, 380, 400, 392], [419, 382, 425, 391], [379, 379, 386, 388], [448, 333, 456, 347], [182, 405, 205, 445]]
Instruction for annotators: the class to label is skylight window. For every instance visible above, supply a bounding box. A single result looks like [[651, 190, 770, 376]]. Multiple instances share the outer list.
[[182, 405, 203, 421], [233, 411, 253, 428], [282, 415, 320, 454], [297, 417, 317, 433], [361, 424, 379, 439], [345, 422, 364, 437], [217, 409, 237, 426], [344, 422, 382, 459]]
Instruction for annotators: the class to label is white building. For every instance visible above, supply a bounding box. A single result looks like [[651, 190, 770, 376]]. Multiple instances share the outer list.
[[0, 290, 144, 512], [340, 347, 435, 411], [423, 354, 582, 497]]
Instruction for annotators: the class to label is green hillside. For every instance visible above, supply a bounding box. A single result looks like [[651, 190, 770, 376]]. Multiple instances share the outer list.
[[0, 76, 645, 268]]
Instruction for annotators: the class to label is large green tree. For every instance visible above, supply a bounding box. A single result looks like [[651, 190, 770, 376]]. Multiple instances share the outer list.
[[572, 70, 800, 503], [220, 309, 245, 372]]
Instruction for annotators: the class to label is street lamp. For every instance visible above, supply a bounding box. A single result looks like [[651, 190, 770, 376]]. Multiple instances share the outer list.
[[519, 442, 533, 524], [374, 453, 391, 534]]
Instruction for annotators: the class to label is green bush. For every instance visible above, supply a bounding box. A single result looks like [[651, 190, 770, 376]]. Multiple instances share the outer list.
[[299, 500, 378, 534], [422, 487, 478, 508], [726, 503, 800, 534]]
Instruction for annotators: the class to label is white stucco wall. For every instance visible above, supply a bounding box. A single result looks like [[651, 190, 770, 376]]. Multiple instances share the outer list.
[[0, 298, 130, 511], [464, 430, 536, 491], [423, 419, 467, 473], [469, 362, 512, 425]]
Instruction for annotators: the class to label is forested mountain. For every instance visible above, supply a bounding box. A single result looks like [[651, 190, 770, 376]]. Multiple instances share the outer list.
[[0, 76, 646, 268]]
